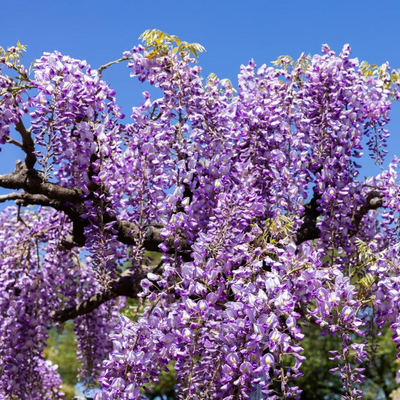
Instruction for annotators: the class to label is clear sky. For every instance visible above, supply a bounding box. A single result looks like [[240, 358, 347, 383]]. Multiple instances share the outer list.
[[1, 0, 400, 182]]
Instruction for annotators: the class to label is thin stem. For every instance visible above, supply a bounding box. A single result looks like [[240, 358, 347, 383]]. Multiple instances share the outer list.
[[5, 136, 23, 149], [98, 57, 130, 78]]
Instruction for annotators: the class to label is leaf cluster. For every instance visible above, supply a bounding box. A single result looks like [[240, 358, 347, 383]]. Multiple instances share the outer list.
[[360, 61, 400, 86], [0, 40, 27, 67], [360, 61, 400, 101], [264, 214, 296, 243], [271, 52, 311, 73], [139, 29, 205, 59], [206, 72, 236, 97]]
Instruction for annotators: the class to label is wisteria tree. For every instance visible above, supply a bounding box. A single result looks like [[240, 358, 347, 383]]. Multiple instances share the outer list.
[[1, 30, 400, 400]]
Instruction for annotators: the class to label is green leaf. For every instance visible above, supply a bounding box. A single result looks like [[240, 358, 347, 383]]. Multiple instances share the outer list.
[[358, 273, 376, 288], [139, 29, 205, 60]]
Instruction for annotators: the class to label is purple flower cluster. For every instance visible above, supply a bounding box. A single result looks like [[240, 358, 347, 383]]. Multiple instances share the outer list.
[[0, 67, 29, 145], [30, 51, 123, 184], [75, 301, 123, 388], [0, 206, 125, 398], [1, 34, 400, 399], [0, 207, 71, 398]]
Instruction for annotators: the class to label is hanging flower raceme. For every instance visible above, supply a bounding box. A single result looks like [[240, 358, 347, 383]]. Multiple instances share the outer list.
[[0, 207, 78, 398]]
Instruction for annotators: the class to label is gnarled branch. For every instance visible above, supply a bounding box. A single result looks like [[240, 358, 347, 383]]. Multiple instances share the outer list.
[[0, 161, 191, 253], [52, 268, 144, 323], [0, 161, 82, 203], [296, 189, 386, 245]]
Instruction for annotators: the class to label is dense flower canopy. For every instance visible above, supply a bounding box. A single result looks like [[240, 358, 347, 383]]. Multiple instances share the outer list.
[[1, 31, 400, 399]]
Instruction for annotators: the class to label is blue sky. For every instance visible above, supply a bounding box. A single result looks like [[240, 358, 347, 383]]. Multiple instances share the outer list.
[[1, 0, 400, 181]]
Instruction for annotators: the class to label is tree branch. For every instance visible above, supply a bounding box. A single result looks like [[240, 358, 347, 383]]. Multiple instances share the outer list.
[[52, 268, 143, 323], [98, 56, 130, 78], [296, 189, 386, 245], [0, 161, 82, 203], [0, 170, 190, 257], [14, 119, 37, 169], [296, 191, 321, 245], [5, 135, 24, 149], [0, 161, 192, 253], [350, 190, 384, 235], [0, 191, 61, 205], [73, 397, 93, 400]]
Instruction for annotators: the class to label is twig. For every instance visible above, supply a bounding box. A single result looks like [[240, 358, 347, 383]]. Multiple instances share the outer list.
[[98, 57, 130, 78], [5, 136, 23, 149]]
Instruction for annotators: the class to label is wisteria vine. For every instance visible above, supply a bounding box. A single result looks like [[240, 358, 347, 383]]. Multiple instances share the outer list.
[[1, 31, 400, 399]]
